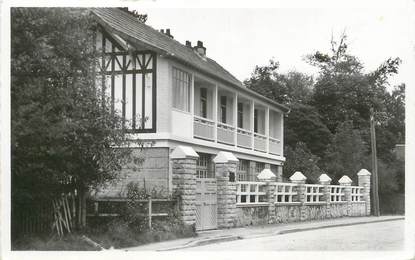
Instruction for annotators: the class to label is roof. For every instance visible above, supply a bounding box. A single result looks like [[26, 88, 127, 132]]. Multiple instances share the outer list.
[[90, 8, 289, 113]]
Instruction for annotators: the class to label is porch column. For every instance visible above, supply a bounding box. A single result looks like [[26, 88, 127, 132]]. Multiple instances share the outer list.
[[171, 146, 199, 226], [339, 175, 353, 216], [258, 168, 277, 224], [357, 169, 372, 216], [214, 151, 239, 228], [265, 106, 270, 153], [233, 93, 238, 146], [213, 85, 218, 142], [250, 100, 255, 150], [319, 174, 332, 218], [280, 113, 284, 156], [290, 171, 307, 221]]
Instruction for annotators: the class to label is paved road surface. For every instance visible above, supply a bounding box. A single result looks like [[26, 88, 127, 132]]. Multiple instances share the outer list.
[[183, 220, 404, 251]]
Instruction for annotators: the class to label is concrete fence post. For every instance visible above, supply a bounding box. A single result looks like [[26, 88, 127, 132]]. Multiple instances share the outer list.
[[258, 168, 277, 224], [214, 151, 239, 228], [290, 171, 307, 221], [318, 174, 332, 218], [170, 146, 199, 226], [357, 169, 372, 216], [339, 175, 353, 216]]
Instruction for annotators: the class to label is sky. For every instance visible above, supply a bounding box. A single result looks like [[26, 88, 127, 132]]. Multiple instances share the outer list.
[[133, 7, 412, 91]]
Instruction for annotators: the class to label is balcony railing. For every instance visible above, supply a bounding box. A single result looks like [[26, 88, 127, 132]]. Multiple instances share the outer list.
[[237, 128, 252, 149], [194, 116, 215, 141], [217, 122, 235, 145], [269, 137, 281, 155], [254, 133, 267, 152]]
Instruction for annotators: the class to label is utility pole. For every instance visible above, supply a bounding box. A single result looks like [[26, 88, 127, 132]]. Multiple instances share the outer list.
[[370, 108, 380, 216]]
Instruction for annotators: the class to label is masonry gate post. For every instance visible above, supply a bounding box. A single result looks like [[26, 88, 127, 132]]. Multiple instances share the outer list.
[[290, 171, 307, 221], [170, 146, 199, 226], [339, 175, 353, 216], [258, 168, 277, 224], [318, 173, 332, 218], [357, 169, 372, 216], [213, 151, 239, 229]]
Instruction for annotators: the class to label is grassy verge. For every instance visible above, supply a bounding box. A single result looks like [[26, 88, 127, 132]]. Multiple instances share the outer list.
[[12, 219, 196, 250]]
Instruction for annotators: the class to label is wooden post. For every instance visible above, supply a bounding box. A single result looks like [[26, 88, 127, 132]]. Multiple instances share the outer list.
[[370, 108, 380, 216], [148, 196, 152, 229]]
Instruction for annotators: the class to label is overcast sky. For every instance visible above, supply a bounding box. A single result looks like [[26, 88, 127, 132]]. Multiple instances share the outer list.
[[134, 7, 411, 91]]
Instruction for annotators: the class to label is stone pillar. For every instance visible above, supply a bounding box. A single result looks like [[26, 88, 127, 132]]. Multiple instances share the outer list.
[[357, 169, 372, 216], [276, 165, 283, 182], [171, 146, 199, 226], [290, 171, 307, 221], [214, 151, 239, 228], [258, 168, 277, 224], [318, 173, 332, 218], [339, 175, 353, 216]]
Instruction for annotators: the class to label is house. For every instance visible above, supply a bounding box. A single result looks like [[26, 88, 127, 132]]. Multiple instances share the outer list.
[[91, 8, 290, 230]]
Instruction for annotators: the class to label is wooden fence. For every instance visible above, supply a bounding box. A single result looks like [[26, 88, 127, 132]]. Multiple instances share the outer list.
[[12, 192, 78, 237], [87, 196, 179, 229]]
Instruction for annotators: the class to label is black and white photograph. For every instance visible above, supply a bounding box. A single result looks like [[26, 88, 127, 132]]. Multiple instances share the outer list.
[[1, 1, 414, 259]]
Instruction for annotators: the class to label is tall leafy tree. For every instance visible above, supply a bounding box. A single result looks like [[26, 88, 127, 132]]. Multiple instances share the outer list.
[[11, 8, 137, 222]]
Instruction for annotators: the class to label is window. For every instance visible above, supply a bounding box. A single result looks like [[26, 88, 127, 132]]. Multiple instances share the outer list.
[[200, 88, 207, 118], [196, 153, 213, 178], [255, 162, 265, 173], [237, 102, 243, 128], [220, 96, 227, 123], [173, 67, 191, 112], [237, 159, 249, 181], [254, 109, 258, 133]]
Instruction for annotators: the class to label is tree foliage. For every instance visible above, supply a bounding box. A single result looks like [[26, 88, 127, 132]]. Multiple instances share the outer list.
[[11, 8, 137, 203]]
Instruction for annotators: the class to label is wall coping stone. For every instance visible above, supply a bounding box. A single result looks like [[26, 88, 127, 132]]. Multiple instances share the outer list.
[[357, 169, 372, 176], [338, 175, 353, 185], [213, 151, 239, 163], [257, 168, 276, 181], [290, 171, 307, 182], [170, 146, 199, 159], [318, 173, 332, 183]]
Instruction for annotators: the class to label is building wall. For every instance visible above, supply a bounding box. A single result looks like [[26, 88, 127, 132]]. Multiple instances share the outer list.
[[156, 56, 171, 134], [95, 147, 170, 198]]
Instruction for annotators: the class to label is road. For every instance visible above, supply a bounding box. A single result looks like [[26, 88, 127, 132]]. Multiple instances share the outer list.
[[183, 220, 404, 251]]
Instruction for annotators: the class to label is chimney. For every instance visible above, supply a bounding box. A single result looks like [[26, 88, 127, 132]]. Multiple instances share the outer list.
[[165, 29, 174, 39], [185, 40, 192, 48], [160, 29, 165, 34], [194, 40, 206, 56]]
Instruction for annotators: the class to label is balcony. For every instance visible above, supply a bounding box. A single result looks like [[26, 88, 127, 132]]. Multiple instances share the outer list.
[[237, 128, 252, 148], [217, 122, 235, 145], [194, 115, 215, 141]]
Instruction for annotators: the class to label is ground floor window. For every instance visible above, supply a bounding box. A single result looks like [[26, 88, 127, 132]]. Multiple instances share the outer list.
[[196, 153, 214, 178]]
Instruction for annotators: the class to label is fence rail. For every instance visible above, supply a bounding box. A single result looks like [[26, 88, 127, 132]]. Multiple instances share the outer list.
[[236, 181, 267, 204], [275, 182, 299, 204], [351, 186, 364, 202], [305, 184, 324, 204], [87, 196, 178, 229]]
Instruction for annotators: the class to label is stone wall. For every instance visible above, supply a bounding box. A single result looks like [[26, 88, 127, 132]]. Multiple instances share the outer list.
[[235, 205, 269, 226]]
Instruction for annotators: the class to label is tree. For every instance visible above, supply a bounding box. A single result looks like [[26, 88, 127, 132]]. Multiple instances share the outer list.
[[244, 59, 314, 105], [284, 103, 332, 158], [322, 121, 369, 183], [307, 33, 401, 134], [11, 8, 138, 226], [283, 142, 323, 183]]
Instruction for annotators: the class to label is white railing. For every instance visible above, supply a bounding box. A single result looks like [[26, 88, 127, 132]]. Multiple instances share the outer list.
[[194, 115, 215, 141], [236, 181, 267, 205], [305, 184, 324, 203], [237, 128, 252, 149], [329, 185, 346, 202], [269, 137, 281, 155], [254, 133, 267, 152], [217, 122, 235, 145], [351, 186, 364, 202], [275, 182, 299, 204]]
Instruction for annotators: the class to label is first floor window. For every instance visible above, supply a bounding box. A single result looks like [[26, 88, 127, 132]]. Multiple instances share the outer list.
[[196, 153, 213, 178], [220, 96, 227, 123], [254, 109, 258, 133], [173, 67, 191, 112], [237, 102, 243, 128], [200, 88, 207, 118]]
